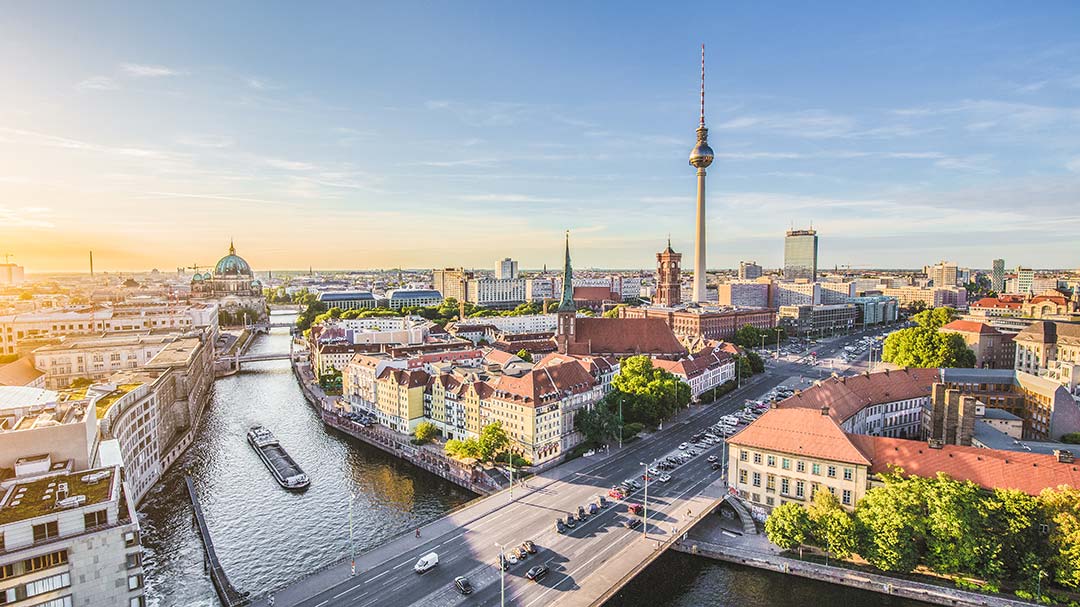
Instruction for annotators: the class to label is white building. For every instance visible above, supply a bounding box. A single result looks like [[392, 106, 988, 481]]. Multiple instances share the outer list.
[[32, 334, 179, 390], [495, 258, 519, 280], [820, 281, 856, 304], [466, 278, 526, 307], [452, 314, 557, 334], [0, 264, 25, 286], [774, 281, 821, 307], [525, 278, 555, 302], [385, 289, 443, 310]]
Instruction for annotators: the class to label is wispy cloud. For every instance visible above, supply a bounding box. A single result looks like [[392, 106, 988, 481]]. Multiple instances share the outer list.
[[1066, 157, 1080, 173], [263, 157, 316, 171], [454, 193, 561, 203], [419, 158, 498, 168], [76, 76, 118, 91], [176, 134, 235, 148], [714, 110, 856, 139], [121, 63, 181, 78], [0, 127, 170, 159], [0, 205, 55, 229]]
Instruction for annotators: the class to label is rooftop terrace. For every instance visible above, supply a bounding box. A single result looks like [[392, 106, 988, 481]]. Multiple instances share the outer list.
[[0, 466, 117, 525]]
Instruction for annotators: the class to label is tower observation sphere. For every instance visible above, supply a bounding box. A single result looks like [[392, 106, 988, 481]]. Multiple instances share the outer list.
[[689, 130, 714, 169]]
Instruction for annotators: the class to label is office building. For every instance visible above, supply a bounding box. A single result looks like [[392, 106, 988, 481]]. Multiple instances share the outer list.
[[495, 258, 518, 280], [32, 334, 179, 390], [315, 291, 377, 311], [432, 268, 472, 302], [465, 278, 526, 308], [524, 278, 554, 303], [880, 285, 967, 309], [738, 261, 763, 280], [820, 281, 856, 304], [621, 306, 776, 342], [848, 295, 899, 327], [384, 289, 443, 310], [1015, 267, 1034, 294], [774, 281, 821, 307], [716, 282, 770, 308], [783, 229, 818, 281], [777, 304, 857, 337], [927, 261, 958, 287], [992, 259, 1005, 292]]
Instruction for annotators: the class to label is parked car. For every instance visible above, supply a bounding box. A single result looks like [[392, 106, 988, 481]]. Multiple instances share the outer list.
[[526, 565, 549, 582], [678, 442, 688, 450], [588, 503, 599, 515], [522, 540, 537, 554], [577, 505, 588, 520], [555, 519, 566, 533], [658, 473, 671, 483], [609, 487, 625, 499], [506, 552, 519, 565], [454, 576, 473, 595], [707, 455, 718, 463], [628, 503, 644, 516], [565, 514, 576, 528], [597, 495, 608, 508], [624, 518, 642, 529]]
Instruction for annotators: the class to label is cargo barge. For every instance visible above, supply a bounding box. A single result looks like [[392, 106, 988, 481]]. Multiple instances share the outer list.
[[247, 426, 310, 490]]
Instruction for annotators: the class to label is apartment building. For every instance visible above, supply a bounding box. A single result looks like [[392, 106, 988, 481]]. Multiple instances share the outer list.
[[620, 306, 776, 341], [939, 320, 1015, 369], [373, 368, 428, 433], [716, 282, 769, 308], [31, 334, 179, 390], [738, 261, 762, 280], [466, 278, 526, 308], [881, 285, 967, 309], [774, 281, 821, 307]]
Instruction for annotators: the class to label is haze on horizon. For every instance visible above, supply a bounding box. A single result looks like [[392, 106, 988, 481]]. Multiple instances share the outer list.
[[2, 3, 1080, 273]]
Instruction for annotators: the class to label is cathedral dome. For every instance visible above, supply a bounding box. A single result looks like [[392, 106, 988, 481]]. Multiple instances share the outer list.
[[214, 242, 253, 277]]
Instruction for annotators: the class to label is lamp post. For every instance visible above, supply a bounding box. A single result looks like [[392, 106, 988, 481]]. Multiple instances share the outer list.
[[494, 542, 505, 607], [775, 328, 782, 359], [618, 397, 623, 449], [348, 493, 356, 576], [639, 461, 649, 539]]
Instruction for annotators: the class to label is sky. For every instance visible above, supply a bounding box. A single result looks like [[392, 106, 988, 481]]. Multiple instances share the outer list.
[[2, 2, 1080, 273]]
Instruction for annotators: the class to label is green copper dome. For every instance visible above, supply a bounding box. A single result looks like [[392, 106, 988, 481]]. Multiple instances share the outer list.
[[214, 241, 253, 277]]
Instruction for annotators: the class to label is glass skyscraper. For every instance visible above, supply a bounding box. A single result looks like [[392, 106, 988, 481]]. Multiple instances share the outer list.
[[784, 229, 818, 281]]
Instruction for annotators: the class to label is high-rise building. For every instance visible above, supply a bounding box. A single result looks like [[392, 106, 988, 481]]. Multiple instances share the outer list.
[[495, 258, 518, 280], [432, 268, 472, 301], [783, 229, 818, 281], [991, 259, 1005, 293], [655, 239, 682, 307], [1016, 267, 1034, 295], [0, 263, 25, 286], [689, 45, 714, 303], [738, 261, 763, 280], [928, 260, 958, 287]]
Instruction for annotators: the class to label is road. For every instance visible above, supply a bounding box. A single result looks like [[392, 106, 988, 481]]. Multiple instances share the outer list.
[[289, 375, 786, 607]]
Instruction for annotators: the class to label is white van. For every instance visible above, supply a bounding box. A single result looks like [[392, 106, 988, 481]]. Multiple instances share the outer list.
[[414, 552, 439, 573]]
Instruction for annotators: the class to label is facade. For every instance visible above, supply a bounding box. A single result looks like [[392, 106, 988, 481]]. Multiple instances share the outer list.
[[1015, 267, 1034, 294], [385, 289, 442, 310], [819, 281, 856, 305], [783, 229, 818, 282], [716, 282, 770, 308], [452, 314, 556, 335], [992, 259, 1005, 293], [738, 261, 763, 280], [881, 285, 967, 309], [465, 278, 526, 308], [0, 264, 25, 286], [848, 295, 899, 327], [621, 306, 776, 341], [777, 304, 857, 337], [316, 291, 377, 311], [189, 242, 266, 323], [495, 258, 518, 280], [432, 268, 472, 302], [939, 319, 1015, 369], [373, 368, 428, 433], [774, 281, 821, 307], [654, 242, 682, 307], [652, 345, 735, 399], [32, 334, 178, 390], [1013, 320, 1080, 393], [937, 367, 1080, 441], [928, 261, 958, 287], [524, 278, 554, 303], [0, 389, 97, 473], [0, 464, 145, 607]]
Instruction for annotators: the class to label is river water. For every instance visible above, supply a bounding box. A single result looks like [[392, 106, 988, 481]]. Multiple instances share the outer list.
[[138, 314, 927, 607]]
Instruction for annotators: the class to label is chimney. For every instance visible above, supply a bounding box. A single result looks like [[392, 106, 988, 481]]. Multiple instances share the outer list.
[[928, 438, 944, 449], [1055, 449, 1075, 464], [820, 405, 830, 416]]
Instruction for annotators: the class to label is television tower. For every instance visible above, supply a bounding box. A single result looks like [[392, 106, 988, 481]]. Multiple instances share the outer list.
[[689, 44, 714, 303]]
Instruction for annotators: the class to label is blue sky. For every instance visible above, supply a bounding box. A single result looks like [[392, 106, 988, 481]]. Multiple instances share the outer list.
[[2, 2, 1079, 272]]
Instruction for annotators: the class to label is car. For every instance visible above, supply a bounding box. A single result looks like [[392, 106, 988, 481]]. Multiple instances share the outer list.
[[630, 479, 642, 490], [577, 505, 588, 519], [414, 552, 439, 574], [707, 455, 718, 463], [588, 503, 599, 515], [624, 518, 642, 529], [565, 515, 576, 528], [678, 443, 688, 450], [515, 547, 528, 560], [608, 487, 625, 499], [506, 552, 519, 565], [597, 495, 608, 508], [628, 503, 643, 516], [454, 576, 473, 595], [658, 473, 671, 483], [641, 473, 652, 482], [526, 565, 549, 582], [522, 540, 537, 554], [711, 462, 722, 471], [555, 519, 566, 533]]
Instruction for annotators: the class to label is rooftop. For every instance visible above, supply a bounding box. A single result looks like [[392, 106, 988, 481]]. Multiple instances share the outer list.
[[728, 407, 871, 466], [778, 368, 938, 422], [144, 335, 203, 368], [0, 358, 44, 387], [33, 333, 178, 353], [0, 466, 118, 526], [941, 320, 1001, 335], [93, 383, 145, 419], [0, 386, 59, 410]]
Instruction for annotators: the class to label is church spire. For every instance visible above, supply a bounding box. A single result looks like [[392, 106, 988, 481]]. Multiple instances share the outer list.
[[229, 239, 236, 256], [557, 231, 576, 312]]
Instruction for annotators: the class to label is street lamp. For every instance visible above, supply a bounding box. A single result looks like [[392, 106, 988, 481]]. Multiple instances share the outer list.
[[639, 461, 649, 539], [775, 328, 782, 359], [494, 542, 505, 607], [348, 493, 356, 576]]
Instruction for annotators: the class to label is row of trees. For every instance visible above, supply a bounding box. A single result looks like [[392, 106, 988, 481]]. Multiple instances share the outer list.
[[765, 471, 1080, 595], [297, 297, 585, 334], [574, 356, 693, 446], [733, 324, 787, 349], [881, 307, 977, 368], [444, 421, 511, 462]]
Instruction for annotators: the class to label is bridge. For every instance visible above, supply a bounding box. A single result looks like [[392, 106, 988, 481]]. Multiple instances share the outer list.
[[255, 375, 779, 607], [252, 321, 296, 333], [186, 475, 249, 607], [215, 351, 305, 372]]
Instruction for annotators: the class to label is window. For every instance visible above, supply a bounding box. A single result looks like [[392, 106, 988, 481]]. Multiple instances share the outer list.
[[753, 452, 762, 464], [781, 478, 790, 495], [739, 470, 747, 484], [765, 496, 774, 506], [124, 531, 140, 547], [84, 509, 108, 529], [843, 468, 853, 481], [0, 564, 12, 581], [781, 458, 791, 470], [766, 455, 776, 467], [739, 450, 748, 462], [752, 472, 761, 487], [126, 552, 142, 569], [796, 480, 805, 498], [25, 572, 71, 597], [811, 463, 821, 475], [827, 465, 837, 478], [766, 475, 776, 492], [25, 551, 67, 573], [27, 598, 71, 607], [130, 597, 146, 607], [796, 461, 805, 473], [842, 489, 852, 505], [128, 574, 143, 591], [32, 521, 59, 543]]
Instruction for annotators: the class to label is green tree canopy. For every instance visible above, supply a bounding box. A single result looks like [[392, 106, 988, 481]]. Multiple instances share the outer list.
[[1040, 485, 1080, 589], [477, 421, 511, 462], [515, 349, 533, 363], [881, 307, 975, 368], [807, 491, 858, 560], [854, 471, 928, 572], [765, 503, 812, 552], [607, 355, 691, 426], [414, 421, 438, 444], [573, 403, 622, 446], [602, 304, 626, 319]]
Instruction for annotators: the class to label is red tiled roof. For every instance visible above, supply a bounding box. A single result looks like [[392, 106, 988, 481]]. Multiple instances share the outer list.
[[972, 297, 1023, 309], [1030, 295, 1068, 306], [488, 359, 597, 406], [482, 348, 518, 366], [572, 318, 686, 356], [728, 408, 871, 465], [778, 368, 938, 422], [376, 368, 430, 388], [848, 435, 1080, 496], [941, 320, 1001, 335], [0, 358, 44, 387], [573, 286, 617, 302], [653, 349, 733, 379]]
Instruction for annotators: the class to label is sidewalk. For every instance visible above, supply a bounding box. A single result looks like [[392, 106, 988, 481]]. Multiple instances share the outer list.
[[259, 438, 635, 606]]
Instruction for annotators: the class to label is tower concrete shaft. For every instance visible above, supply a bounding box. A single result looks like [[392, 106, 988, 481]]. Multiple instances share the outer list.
[[693, 165, 707, 302]]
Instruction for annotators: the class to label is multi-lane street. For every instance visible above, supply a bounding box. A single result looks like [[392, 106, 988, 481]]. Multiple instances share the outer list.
[[286, 375, 784, 607]]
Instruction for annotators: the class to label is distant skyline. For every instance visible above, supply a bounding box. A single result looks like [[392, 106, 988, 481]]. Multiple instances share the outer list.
[[3, 3, 1080, 272]]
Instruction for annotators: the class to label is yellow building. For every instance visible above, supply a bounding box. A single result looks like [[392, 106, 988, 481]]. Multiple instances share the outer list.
[[373, 368, 428, 433]]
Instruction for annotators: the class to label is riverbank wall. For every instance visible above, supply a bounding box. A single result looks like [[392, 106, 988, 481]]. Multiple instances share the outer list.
[[672, 540, 1035, 607]]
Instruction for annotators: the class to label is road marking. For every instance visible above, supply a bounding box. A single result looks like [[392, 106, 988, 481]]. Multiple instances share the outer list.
[[391, 560, 409, 570], [369, 570, 389, 581], [314, 601, 327, 607]]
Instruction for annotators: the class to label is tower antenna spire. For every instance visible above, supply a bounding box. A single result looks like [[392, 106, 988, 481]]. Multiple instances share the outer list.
[[700, 43, 706, 127]]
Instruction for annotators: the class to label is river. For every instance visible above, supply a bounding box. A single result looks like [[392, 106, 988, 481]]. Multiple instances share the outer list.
[[138, 314, 927, 607]]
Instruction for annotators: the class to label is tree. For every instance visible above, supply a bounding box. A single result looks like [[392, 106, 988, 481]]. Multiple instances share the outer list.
[[477, 422, 510, 462], [1058, 433, 1080, 445], [733, 355, 752, 380], [765, 503, 812, 555], [734, 324, 763, 349], [882, 308, 976, 369], [414, 421, 438, 444], [602, 305, 626, 319], [515, 349, 533, 363], [807, 491, 858, 560], [911, 307, 958, 330], [985, 488, 1046, 587], [609, 356, 691, 426], [574, 403, 622, 446], [1040, 485, 1080, 589], [922, 474, 993, 576], [745, 351, 765, 374], [854, 471, 927, 572], [445, 438, 482, 460]]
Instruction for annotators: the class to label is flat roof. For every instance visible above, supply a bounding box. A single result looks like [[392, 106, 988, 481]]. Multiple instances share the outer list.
[[0, 466, 117, 526], [973, 421, 1072, 455], [0, 387, 59, 410], [144, 335, 202, 368], [34, 333, 178, 352]]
